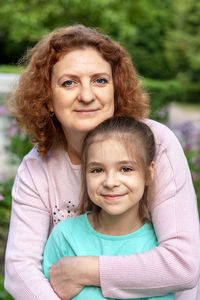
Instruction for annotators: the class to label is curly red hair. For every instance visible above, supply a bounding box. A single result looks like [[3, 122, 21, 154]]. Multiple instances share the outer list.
[[12, 25, 150, 155]]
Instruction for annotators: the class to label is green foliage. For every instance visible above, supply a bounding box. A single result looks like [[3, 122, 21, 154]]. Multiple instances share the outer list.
[[0, 0, 199, 94], [0, 65, 24, 74], [0, 0, 174, 79], [0, 178, 14, 299], [0, 115, 31, 299], [3, 116, 33, 163], [1, 0, 199, 104], [171, 122, 200, 215], [145, 79, 182, 119], [7, 131, 33, 162], [165, 0, 200, 82], [0, 178, 13, 264], [185, 150, 200, 208], [0, 274, 13, 300], [144, 79, 200, 119]]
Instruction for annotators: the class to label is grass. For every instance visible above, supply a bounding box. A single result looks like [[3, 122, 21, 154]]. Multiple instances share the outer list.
[[0, 65, 24, 74]]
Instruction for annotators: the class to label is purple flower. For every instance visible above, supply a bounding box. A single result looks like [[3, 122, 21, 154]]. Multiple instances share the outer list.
[[0, 106, 10, 116], [0, 194, 4, 201], [184, 142, 192, 153], [192, 172, 200, 182], [6, 119, 18, 137], [0, 172, 9, 182]]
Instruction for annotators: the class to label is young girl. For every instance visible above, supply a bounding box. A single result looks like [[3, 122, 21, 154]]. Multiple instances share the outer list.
[[42, 116, 174, 300]]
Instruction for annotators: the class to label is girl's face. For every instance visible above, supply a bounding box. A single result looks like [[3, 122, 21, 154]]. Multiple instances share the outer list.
[[86, 138, 154, 223], [50, 47, 114, 139]]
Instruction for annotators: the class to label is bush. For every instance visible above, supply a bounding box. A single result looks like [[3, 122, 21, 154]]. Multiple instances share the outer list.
[[0, 274, 13, 300], [0, 178, 14, 300], [144, 79, 200, 120], [0, 106, 31, 300], [170, 122, 200, 214]]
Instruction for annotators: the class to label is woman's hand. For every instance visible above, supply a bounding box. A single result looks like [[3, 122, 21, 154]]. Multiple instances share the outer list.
[[49, 256, 100, 300]]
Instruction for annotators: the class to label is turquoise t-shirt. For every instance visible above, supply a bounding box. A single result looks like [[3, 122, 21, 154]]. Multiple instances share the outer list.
[[42, 212, 174, 300]]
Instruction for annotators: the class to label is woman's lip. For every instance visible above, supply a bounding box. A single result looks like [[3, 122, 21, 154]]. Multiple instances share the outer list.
[[74, 109, 99, 113]]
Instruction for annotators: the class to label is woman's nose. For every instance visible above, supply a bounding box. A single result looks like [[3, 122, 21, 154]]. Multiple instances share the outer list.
[[78, 84, 95, 103]]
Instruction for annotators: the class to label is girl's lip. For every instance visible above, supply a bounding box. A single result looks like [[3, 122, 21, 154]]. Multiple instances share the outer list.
[[101, 193, 127, 200]]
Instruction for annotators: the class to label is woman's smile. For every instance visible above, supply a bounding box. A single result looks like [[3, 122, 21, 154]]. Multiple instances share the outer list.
[[74, 108, 100, 115]]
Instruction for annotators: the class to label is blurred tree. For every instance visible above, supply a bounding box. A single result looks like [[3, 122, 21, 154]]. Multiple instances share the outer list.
[[0, 0, 173, 79], [114, 0, 174, 79], [165, 0, 200, 82]]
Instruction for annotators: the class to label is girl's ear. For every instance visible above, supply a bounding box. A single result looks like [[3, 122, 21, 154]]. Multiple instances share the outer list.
[[146, 161, 155, 186]]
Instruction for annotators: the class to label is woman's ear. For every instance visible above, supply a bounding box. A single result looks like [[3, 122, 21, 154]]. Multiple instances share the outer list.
[[47, 101, 54, 114], [146, 161, 155, 186]]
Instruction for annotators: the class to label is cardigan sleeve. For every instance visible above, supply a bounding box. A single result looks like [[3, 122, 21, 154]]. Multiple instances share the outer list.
[[99, 120, 200, 299], [4, 157, 60, 300]]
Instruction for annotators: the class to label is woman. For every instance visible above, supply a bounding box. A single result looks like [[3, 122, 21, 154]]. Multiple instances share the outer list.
[[4, 25, 200, 300]]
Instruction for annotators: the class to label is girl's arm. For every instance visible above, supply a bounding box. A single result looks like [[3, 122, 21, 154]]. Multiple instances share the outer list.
[[50, 121, 200, 299], [4, 156, 60, 300]]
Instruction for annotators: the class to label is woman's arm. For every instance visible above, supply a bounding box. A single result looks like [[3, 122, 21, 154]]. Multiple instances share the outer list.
[[98, 120, 200, 298], [4, 155, 60, 300], [50, 121, 200, 299]]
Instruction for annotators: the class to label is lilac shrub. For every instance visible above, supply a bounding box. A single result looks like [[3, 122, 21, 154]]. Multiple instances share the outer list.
[[170, 121, 200, 212], [0, 105, 32, 162]]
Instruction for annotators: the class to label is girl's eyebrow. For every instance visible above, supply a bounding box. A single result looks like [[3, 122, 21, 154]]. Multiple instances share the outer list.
[[87, 160, 137, 167], [118, 160, 136, 164], [87, 161, 103, 168]]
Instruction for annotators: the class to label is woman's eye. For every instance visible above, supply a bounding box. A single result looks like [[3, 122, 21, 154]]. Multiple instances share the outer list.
[[90, 168, 103, 174], [95, 78, 108, 85], [62, 80, 74, 87], [121, 166, 133, 173]]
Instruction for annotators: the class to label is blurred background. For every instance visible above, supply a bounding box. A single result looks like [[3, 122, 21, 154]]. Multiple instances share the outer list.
[[0, 0, 199, 298]]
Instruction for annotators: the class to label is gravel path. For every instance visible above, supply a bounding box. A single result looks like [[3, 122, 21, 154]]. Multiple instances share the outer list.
[[0, 73, 20, 104], [168, 103, 200, 129]]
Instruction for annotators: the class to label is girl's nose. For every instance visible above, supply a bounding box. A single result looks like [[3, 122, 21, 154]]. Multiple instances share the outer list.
[[78, 84, 95, 103], [103, 172, 119, 189]]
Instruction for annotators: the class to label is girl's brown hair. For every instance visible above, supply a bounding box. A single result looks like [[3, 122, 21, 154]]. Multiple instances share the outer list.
[[11, 25, 150, 155], [79, 116, 155, 222]]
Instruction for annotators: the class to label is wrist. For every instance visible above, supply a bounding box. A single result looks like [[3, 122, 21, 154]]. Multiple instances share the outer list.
[[78, 256, 100, 287]]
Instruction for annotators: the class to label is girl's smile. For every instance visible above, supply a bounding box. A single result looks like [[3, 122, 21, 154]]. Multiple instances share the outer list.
[[86, 138, 154, 235]]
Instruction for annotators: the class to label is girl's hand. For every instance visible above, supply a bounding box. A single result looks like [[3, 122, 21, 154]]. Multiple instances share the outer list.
[[49, 256, 99, 300]]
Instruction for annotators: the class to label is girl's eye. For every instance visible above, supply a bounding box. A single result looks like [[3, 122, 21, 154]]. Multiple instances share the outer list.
[[95, 78, 108, 85], [90, 168, 103, 174], [62, 80, 75, 87], [121, 166, 133, 173]]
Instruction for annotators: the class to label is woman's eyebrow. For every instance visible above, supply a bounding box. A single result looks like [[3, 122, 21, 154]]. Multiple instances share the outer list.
[[57, 74, 79, 81], [91, 73, 111, 78], [58, 72, 111, 81]]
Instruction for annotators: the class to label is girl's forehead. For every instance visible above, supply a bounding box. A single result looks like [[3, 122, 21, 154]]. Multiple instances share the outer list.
[[86, 135, 146, 167], [87, 137, 135, 158], [88, 137, 124, 149]]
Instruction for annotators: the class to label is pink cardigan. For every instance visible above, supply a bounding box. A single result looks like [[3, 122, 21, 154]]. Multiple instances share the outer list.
[[4, 119, 200, 299]]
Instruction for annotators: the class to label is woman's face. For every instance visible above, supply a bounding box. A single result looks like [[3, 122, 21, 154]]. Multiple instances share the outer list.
[[50, 47, 114, 138]]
